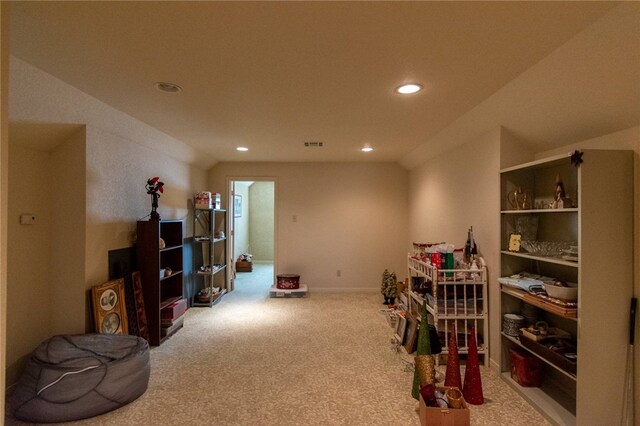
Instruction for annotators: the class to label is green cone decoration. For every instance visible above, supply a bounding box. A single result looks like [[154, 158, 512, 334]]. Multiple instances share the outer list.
[[411, 301, 432, 399]]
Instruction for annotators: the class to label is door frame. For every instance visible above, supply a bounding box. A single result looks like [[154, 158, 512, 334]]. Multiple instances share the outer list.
[[227, 176, 278, 291]]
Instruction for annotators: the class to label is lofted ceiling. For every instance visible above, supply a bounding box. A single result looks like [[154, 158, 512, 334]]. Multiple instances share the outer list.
[[8, 1, 639, 168]]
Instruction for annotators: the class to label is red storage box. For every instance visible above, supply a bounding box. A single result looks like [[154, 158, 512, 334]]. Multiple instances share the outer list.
[[161, 298, 187, 322], [277, 274, 300, 289], [509, 348, 543, 387]]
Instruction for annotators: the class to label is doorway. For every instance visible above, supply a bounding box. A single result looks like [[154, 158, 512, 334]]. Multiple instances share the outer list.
[[228, 178, 276, 295]]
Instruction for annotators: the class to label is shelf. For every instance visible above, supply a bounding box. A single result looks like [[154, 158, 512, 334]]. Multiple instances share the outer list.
[[501, 251, 578, 268], [192, 289, 226, 307], [160, 244, 183, 252], [408, 255, 488, 365], [193, 205, 228, 306], [501, 286, 577, 319], [160, 296, 183, 310], [501, 208, 578, 214], [194, 237, 226, 243], [500, 372, 576, 426], [502, 332, 576, 380], [194, 208, 226, 212], [196, 265, 226, 276], [160, 270, 183, 281]]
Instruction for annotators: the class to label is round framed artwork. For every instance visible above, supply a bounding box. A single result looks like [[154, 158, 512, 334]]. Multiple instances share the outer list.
[[99, 289, 118, 311], [101, 312, 121, 334]]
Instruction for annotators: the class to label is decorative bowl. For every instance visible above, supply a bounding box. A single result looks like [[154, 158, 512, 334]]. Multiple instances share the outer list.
[[520, 241, 574, 257], [543, 282, 578, 300]]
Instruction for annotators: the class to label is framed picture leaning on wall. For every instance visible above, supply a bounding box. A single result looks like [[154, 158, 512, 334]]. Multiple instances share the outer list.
[[91, 278, 129, 335]]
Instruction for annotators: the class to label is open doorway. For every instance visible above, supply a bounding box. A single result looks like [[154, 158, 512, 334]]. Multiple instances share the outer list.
[[228, 179, 276, 295]]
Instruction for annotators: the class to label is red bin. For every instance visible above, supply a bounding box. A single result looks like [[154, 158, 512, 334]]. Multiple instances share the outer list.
[[509, 348, 543, 387]]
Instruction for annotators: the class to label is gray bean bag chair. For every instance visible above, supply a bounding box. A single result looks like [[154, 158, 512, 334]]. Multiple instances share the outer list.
[[10, 334, 150, 423]]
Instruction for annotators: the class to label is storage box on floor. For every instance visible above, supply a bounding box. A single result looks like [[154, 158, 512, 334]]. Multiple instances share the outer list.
[[419, 387, 470, 426], [236, 260, 253, 272]]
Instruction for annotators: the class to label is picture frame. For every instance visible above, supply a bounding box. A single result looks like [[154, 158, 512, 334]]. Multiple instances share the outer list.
[[91, 278, 129, 335], [403, 314, 419, 354], [394, 313, 407, 344], [508, 232, 522, 252], [131, 272, 149, 341], [234, 194, 242, 217]]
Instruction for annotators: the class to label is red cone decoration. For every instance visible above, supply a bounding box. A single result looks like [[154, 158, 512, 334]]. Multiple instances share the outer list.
[[444, 324, 462, 390], [462, 328, 484, 405]]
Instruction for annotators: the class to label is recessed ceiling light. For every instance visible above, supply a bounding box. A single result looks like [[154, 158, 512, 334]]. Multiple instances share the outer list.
[[395, 83, 423, 94], [236, 146, 249, 152], [154, 82, 182, 93], [361, 145, 374, 152]]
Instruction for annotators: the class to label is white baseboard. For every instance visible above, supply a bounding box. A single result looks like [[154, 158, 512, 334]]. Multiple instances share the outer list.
[[310, 287, 379, 293], [489, 358, 501, 372]]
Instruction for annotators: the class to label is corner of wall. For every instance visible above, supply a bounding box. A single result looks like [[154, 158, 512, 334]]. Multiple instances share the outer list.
[[0, 0, 9, 407], [499, 127, 536, 169]]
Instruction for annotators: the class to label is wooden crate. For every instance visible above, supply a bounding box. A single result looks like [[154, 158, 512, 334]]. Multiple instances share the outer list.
[[236, 260, 253, 272]]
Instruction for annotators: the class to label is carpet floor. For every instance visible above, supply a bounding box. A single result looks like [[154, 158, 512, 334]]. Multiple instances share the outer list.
[[6, 263, 550, 425]]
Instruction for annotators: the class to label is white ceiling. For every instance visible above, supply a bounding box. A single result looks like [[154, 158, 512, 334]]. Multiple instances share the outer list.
[[8, 2, 640, 168]]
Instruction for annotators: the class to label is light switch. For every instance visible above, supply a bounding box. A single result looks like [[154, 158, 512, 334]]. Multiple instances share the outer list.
[[20, 214, 36, 225]]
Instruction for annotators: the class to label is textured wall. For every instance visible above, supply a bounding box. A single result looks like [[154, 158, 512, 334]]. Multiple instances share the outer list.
[[408, 128, 501, 366], [209, 162, 408, 290], [249, 181, 274, 261]]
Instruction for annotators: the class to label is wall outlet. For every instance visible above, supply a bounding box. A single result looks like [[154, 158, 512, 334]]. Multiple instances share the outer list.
[[20, 214, 36, 225]]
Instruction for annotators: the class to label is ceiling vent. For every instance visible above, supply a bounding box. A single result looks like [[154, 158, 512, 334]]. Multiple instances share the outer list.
[[304, 141, 324, 147]]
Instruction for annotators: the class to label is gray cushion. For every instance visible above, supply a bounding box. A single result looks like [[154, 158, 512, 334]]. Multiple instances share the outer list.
[[10, 334, 150, 423]]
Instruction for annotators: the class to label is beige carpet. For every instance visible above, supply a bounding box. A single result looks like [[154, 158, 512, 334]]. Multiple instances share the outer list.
[[6, 263, 549, 425]]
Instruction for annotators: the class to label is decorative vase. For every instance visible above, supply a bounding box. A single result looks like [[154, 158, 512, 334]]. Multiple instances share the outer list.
[[149, 193, 160, 221]]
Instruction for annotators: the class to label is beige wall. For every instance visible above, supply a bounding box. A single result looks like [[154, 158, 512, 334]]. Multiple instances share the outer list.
[[249, 181, 274, 261], [6, 144, 54, 386], [210, 162, 408, 290], [232, 182, 251, 260], [6, 57, 208, 386], [50, 129, 87, 334], [1, 1, 10, 413], [408, 127, 502, 365]]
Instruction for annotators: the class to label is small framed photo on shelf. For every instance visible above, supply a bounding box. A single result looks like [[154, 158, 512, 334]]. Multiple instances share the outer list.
[[91, 278, 129, 335], [508, 233, 522, 252]]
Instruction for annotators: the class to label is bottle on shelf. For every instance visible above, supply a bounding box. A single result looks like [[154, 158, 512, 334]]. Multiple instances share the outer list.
[[464, 226, 478, 264]]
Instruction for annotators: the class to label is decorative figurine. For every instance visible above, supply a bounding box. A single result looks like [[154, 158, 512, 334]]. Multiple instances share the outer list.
[[145, 177, 164, 221], [551, 173, 572, 209]]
